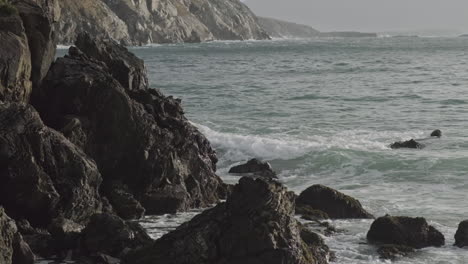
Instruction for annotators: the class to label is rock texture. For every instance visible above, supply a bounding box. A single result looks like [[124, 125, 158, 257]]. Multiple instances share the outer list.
[[0, 103, 103, 227], [377, 244, 414, 260], [454, 220, 468, 248], [296, 185, 374, 219], [124, 177, 331, 264], [0, 11, 32, 102], [367, 215, 445, 249], [35, 34, 225, 216], [228, 158, 277, 179], [257, 17, 320, 38], [55, 0, 269, 45], [0, 207, 35, 264]]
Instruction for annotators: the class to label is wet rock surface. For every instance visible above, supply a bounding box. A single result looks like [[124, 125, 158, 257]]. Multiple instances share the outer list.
[[124, 177, 331, 264], [296, 184, 374, 219], [390, 139, 424, 149], [454, 220, 468, 248], [377, 244, 415, 260], [228, 158, 278, 178], [367, 215, 445, 249]]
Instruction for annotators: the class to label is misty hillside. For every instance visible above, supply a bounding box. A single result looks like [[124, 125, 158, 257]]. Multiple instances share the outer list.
[[257, 17, 320, 38], [55, 0, 270, 45]]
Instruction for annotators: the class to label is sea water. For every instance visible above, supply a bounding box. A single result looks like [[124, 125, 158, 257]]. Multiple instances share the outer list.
[[130, 37, 468, 263]]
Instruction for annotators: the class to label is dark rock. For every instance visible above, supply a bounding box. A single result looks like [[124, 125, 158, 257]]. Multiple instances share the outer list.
[[454, 220, 468, 248], [367, 215, 445, 249], [124, 177, 331, 264], [377, 244, 415, 260], [48, 217, 84, 238], [16, 219, 35, 235], [75, 33, 148, 91], [0, 207, 17, 264], [0, 103, 103, 227], [217, 183, 235, 200], [47, 217, 83, 254], [22, 230, 54, 258], [81, 213, 152, 258], [390, 139, 424, 149], [295, 204, 329, 221], [300, 227, 335, 262], [430, 129, 442, 137], [13, 0, 56, 94], [228, 158, 278, 179], [12, 233, 35, 264], [296, 185, 374, 219], [36, 35, 224, 215], [107, 184, 145, 220], [0, 13, 32, 102]]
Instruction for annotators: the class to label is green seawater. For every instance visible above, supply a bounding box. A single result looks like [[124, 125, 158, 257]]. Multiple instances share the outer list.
[[130, 38, 468, 263]]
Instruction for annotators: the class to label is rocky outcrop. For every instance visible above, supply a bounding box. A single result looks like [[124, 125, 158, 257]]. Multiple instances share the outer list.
[[367, 215, 445, 249], [390, 139, 424, 149], [228, 158, 278, 179], [431, 129, 442, 137], [81, 213, 152, 258], [0, 11, 32, 102], [124, 177, 331, 264], [296, 185, 374, 219], [257, 17, 320, 38], [0, 207, 35, 264], [319, 32, 377, 38], [376, 244, 414, 260], [55, 0, 269, 45], [0, 103, 103, 227], [455, 220, 468, 248], [35, 34, 225, 216]]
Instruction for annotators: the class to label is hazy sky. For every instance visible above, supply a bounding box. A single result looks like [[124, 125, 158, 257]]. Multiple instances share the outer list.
[[244, 0, 468, 33]]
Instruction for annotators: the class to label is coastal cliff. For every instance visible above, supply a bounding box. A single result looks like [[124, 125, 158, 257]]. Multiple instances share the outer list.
[[55, 0, 270, 45]]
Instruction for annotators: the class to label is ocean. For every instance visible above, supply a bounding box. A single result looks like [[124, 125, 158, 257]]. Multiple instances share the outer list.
[[54, 37, 468, 263]]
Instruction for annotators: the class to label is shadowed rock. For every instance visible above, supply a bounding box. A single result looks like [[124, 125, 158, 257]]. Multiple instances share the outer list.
[[367, 215, 444, 249], [35, 34, 226, 216], [430, 129, 442, 137], [229, 158, 278, 179], [296, 185, 374, 219], [0, 103, 103, 227], [455, 220, 468, 248], [377, 244, 415, 260], [0, 207, 35, 264], [390, 139, 424, 149], [124, 177, 331, 264]]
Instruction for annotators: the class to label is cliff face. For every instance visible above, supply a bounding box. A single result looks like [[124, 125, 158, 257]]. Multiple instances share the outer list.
[[257, 17, 320, 38], [56, 0, 270, 45]]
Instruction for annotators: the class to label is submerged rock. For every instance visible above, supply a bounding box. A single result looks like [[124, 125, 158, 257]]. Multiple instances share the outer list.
[[35, 34, 225, 216], [430, 129, 442, 137], [296, 185, 374, 219], [124, 177, 331, 264], [454, 220, 468, 248], [228, 158, 278, 179], [0, 103, 103, 227], [390, 139, 424, 149], [367, 215, 445, 249], [377, 244, 415, 260]]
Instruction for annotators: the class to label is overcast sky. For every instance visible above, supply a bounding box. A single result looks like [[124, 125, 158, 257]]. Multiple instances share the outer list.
[[244, 0, 468, 34]]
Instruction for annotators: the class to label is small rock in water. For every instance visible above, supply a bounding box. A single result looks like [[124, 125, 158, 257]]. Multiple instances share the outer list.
[[430, 129, 442, 137], [454, 220, 468, 248], [367, 215, 445, 249], [228, 158, 278, 178], [390, 139, 424, 149]]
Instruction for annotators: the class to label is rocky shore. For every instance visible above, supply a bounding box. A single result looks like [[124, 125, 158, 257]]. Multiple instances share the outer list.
[[1, 1, 467, 264]]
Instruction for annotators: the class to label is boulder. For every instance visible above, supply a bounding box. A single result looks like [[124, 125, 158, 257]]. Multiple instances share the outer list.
[[75, 33, 148, 92], [376, 244, 415, 260], [81, 213, 152, 258], [0, 102, 103, 227], [0, 13, 32, 102], [12, 233, 35, 264], [228, 158, 278, 179], [390, 139, 424, 149], [124, 177, 331, 264], [0, 207, 35, 264], [430, 129, 442, 137], [13, 0, 57, 94], [295, 204, 329, 221], [35, 36, 225, 215], [367, 215, 445, 249], [296, 185, 374, 219], [106, 184, 145, 220], [454, 220, 468, 248]]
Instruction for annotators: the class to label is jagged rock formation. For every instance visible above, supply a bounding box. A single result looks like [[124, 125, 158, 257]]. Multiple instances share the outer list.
[[0, 207, 35, 264], [34, 34, 226, 217], [55, 0, 269, 45], [228, 158, 278, 179], [124, 177, 331, 264], [0, 103, 104, 227], [296, 185, 374, 219], [257, 17, 320, 38]]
